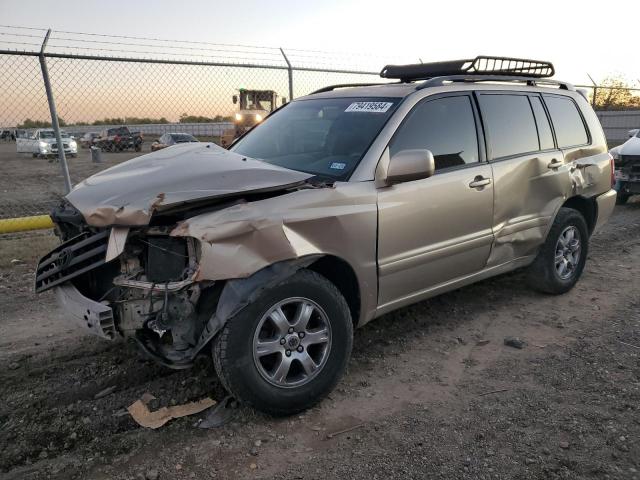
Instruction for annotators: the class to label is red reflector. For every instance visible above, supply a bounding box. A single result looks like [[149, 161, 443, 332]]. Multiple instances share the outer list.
[[609, 154, 615, 188]]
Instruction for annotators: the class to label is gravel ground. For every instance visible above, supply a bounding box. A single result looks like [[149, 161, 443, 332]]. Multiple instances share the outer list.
[[0, 202, 638, 480]]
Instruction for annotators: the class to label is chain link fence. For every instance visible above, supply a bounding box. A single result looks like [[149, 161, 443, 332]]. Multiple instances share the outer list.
[[0, 25, 639, 250]]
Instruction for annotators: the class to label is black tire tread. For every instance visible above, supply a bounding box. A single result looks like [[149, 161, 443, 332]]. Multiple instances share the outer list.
[[526, 207, 588, 295], [213, 269, 353, 416]]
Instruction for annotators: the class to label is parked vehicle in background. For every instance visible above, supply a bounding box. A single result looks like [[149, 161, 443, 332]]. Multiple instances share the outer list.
[[151, 133, 199, 151], [36, 57, 617, 417], [79, 132, 100, 148], [16, 128, 78, 158], [96, 126, 143, 152], [610, 128, 640, 204], [1, 130, 13, 141]]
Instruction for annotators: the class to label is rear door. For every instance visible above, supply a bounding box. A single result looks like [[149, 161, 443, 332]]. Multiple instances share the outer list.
[[476, 92, 571, 266], [377, 93, 494, 309]]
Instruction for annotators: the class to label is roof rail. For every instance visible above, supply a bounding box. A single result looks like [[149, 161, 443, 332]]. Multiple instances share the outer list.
[[417, 75, 575, 91], [309, 82, 391, 95], [381, 56, 555, 82]]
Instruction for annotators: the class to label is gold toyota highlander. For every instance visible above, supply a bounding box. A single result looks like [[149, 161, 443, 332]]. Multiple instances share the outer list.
[[36, 57, 617, 415]]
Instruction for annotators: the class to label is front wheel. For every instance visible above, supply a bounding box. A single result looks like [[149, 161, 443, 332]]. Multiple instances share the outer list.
[[213, 269, 353, 416], [526, 207, 589, 294]]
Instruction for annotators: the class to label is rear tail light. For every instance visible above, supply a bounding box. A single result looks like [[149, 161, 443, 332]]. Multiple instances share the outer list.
[[609, 154, 615, 187]]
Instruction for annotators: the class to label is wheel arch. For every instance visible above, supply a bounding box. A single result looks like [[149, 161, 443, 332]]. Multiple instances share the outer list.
[[307, 255, 361, 329], [560, 195, 597, 235]]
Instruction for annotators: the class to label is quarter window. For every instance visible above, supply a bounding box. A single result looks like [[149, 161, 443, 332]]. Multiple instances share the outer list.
[[544, 95, 589, 148], [390, 96, 478, 171], [478, 94, 539, 159]]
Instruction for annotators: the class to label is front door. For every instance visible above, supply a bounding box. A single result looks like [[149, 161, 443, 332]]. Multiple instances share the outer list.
[[377, 94, 494, 309]]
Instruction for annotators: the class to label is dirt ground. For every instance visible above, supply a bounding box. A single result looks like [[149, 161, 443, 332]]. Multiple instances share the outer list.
[[1, 196, 639, 479], [0, 140, 152, 219]]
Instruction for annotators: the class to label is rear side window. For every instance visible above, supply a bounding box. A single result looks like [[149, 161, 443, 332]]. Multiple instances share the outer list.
[[529, 96, 554, 150], [543, 95, 589, 148], [478, 94, 538, 159], [390, 95, 478, 171]]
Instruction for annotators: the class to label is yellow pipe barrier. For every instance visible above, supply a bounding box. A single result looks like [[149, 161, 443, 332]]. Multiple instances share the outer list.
[[0, 215, 54, 234]]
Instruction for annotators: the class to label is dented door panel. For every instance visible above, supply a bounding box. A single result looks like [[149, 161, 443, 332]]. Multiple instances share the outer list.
[[487, 151, 569, 266]]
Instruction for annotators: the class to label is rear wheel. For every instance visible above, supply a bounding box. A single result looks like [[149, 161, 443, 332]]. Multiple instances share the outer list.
[[213, 269, 353, 416], [526, 207, 588, 294]]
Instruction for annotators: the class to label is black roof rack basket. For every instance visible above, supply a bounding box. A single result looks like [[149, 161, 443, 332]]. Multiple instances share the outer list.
[[380, 56, 555, 82]]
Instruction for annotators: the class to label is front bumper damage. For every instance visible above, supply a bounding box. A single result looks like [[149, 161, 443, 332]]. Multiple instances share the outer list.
[[54, 283, 116, 339]]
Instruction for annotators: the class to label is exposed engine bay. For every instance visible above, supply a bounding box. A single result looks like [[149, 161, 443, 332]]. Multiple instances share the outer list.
[[36, 207, 222, 367]]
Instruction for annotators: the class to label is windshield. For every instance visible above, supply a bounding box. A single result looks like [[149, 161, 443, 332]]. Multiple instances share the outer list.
[[40, 131, 69, 139], [170, 134, 197, 142], [231, 97, 399, 180]]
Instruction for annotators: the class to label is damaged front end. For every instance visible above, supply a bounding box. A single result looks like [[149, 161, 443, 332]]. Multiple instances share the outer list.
[[37, 211, 213, 367]]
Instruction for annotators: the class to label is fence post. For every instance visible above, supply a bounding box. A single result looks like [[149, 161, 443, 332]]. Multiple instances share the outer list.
[[592, 87, 598, 108], [39, 29, 72, 194], [280, 48, 294, 102]]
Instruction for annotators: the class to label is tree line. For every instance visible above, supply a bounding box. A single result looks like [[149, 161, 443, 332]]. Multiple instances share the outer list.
[[16, 113, 233, 129]]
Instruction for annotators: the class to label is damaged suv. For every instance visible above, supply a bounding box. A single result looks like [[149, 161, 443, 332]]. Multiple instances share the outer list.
[[36, 57, 617, 416]]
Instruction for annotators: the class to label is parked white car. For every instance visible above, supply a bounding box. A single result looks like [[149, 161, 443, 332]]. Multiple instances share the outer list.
[[610, 129, 640, 204], [16, 129, 78, 158]]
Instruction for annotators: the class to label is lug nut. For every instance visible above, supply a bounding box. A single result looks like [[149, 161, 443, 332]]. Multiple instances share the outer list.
[[280, 338, 286, 345], [298, 332, 305, 338], [297, 346, 303, 352], [288, 327, 294, 334], [285, 350, 291, 357]]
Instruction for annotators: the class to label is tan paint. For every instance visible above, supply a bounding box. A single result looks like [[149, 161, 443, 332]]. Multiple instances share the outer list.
[[171, 182, 380, 326]]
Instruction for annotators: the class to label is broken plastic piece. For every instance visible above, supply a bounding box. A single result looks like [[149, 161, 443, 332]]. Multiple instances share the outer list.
[[127, 394, 215, 429], [197, 395, 239, 429]]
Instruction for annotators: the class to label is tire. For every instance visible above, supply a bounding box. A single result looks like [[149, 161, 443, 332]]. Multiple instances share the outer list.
[[213, 269, 353, 416], [526, 207, 589, 295], [616, 193, 630, 205]]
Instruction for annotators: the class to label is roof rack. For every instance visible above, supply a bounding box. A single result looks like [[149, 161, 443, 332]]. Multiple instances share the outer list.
[[417, 75, 574, 91], [380, 56, 555, 82], [309, 82, 392, 95]]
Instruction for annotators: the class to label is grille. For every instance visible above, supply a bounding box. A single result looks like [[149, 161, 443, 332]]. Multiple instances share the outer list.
[[35, 229, 110, 293], [620, 155, 640, 163], [51, 143, 70, 149]]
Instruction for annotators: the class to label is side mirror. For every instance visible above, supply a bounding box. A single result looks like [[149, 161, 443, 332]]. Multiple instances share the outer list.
[[384, 149, 435, 186], [282, 97, 287, 105], [232, 95, 238, 105], [629, 129, 639, 138]]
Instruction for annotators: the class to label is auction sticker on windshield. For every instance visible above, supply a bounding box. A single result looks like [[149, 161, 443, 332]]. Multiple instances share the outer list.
[[345, 102, 393, 113]]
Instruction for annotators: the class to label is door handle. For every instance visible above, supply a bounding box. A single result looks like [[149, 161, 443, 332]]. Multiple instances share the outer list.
[[547, 159, 563, 169], [469, 176, 491, 189]]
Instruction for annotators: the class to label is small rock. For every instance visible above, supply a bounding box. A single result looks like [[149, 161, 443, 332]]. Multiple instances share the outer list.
[[69, 432, 77, 441], [476, 340, 490, 346], [175, 464, 182, 471], [559, 441, 570, 449], [94, 386, 116, 400], [10, 258, 24, 265], [145, 469, 159, 480], [250, 463, 257, 470], [8, 362, 19, 370], [504, 336, 526, 349], [525, 458, 536, 465], [254, 439, 262, 447], [249, 447, 258, 456], [38, 450, 48, 459]]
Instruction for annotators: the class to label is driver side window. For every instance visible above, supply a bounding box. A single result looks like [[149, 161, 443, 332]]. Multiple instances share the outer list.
[[390, 95, 479, 171]]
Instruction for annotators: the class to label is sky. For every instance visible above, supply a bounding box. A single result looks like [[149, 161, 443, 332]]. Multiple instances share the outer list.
[[2, 0, 638, 86]]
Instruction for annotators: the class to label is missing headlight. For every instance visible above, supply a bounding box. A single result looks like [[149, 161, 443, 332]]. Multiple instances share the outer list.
[[145, 237, 189, 283]]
